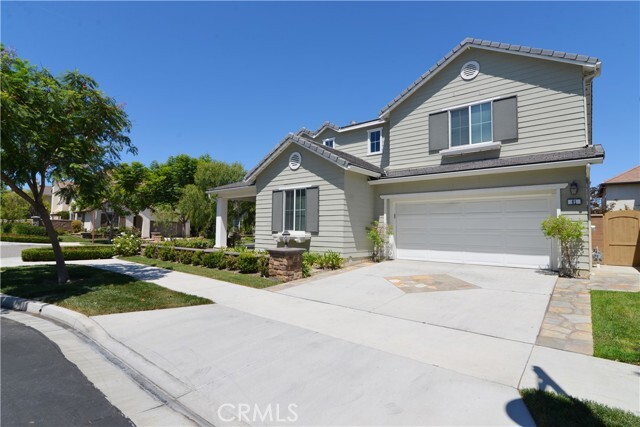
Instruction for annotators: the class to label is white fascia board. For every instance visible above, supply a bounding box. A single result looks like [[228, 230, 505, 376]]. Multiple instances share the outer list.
[[206, 185, 256, 198], [243, 140, 293, 184], [347, 165, 381, 178], [380, 183, 569, 201], [370, 158, 603, 186]]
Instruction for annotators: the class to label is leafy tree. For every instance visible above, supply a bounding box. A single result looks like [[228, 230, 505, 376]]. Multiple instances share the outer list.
[[1, 190, 31, 221], [194, 159, 250, 237], [178, 184, 213, 236], [1, 46, 134, 283], [541, 216, 584, 277]]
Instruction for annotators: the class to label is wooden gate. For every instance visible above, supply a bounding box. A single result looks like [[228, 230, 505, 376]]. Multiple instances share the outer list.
[[604, 211, 640, 266]]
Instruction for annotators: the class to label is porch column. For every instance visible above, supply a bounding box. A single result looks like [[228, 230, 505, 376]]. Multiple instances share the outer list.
[[215, 197, 228, 248]]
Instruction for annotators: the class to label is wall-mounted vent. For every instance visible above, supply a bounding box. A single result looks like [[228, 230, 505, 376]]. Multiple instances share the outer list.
[[289, 152, 302, 170], [460, 61, 480, 81]]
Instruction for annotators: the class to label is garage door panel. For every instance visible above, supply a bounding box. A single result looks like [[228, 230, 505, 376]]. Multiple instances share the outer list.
[[395, 194, 553, 269]]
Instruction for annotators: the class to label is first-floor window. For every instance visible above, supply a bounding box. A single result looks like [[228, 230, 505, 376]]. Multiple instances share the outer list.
[[284, 188, 306, 231]]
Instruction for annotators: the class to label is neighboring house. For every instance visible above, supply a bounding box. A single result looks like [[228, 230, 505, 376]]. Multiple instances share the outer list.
[[601, 166, 640, 211], [51, 181, 189, 238], [209, 38, 604, 275]]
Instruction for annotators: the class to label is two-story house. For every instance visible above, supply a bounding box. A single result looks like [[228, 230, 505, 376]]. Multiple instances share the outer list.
[[209, 38, 604, 276]]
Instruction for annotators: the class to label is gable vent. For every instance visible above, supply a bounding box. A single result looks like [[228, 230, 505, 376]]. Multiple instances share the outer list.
[[289, 152, 302, 170], [460, 61, 480, 81]]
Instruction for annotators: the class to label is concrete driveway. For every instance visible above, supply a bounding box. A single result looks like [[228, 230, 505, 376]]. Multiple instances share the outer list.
[[277, 260, 557, 343]]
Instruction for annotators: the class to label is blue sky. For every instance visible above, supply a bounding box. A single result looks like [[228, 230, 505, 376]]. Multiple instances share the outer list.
[[2, 1, 638, 185]]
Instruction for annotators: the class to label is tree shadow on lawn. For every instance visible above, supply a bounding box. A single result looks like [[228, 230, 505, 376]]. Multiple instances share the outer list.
[[90, 261, 173, 282], [0, 265, 145, 303]]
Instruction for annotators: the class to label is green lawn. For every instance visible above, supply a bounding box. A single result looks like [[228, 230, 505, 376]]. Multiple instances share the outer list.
[[0, 265, 212, 316], [121, 256, 279, 289], [58, 235, 111, 244], [591, 290, 640, 365], [521, 389, 640, 427]]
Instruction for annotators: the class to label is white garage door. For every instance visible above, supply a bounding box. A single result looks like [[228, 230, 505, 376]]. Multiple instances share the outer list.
[[394, 195, 553, 269]]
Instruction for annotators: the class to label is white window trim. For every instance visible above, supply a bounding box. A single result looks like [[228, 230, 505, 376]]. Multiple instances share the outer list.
[[448, 101, 493, 149], [282, 188, 307, 232], [323, 137, 335, 148], [367, 127, 383, 155]]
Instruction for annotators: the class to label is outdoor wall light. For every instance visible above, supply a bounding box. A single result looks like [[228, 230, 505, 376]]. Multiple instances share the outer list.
[[569, 181, 579, 195], [282, 230, 290, 248]]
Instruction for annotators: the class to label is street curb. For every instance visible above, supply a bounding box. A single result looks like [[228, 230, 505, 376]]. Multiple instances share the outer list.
[[0, 294, 212, 426]]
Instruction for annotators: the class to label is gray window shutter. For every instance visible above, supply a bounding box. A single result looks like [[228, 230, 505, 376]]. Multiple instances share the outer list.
[[429, 112, 449, 153], [306, 187, 319, 233], [271, 191, 283, 233], [493, 96, 518, 142]]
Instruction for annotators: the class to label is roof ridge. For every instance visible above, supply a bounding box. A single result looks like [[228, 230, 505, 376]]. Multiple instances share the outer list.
[[378, 37, 600, 117]]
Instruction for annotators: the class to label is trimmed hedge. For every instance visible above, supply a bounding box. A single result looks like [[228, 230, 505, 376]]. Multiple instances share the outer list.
[[0, 234, 54, 244], [22, 246, 114, 262], [141, 244, 270, 276], [10, 223, 48, 236]]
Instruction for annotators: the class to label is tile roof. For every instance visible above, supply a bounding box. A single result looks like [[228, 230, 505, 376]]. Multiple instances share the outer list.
[[603, 165, 640, 185], [296, 118, 383, 138], [240, 134, 383, 186], [379, 37, 600, 117], [381, 145, 605, 180]]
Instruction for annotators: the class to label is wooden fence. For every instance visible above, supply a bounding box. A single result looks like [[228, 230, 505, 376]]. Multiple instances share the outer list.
[[594, 211, 640, 266]]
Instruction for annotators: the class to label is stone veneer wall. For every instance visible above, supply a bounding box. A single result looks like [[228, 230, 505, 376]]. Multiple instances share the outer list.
[[268, 248, 305, 282]]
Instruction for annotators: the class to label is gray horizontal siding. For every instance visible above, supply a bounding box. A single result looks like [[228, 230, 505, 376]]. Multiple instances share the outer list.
[[255, 144, 348, 254], [388, 49, 587, 170], [308, 125, 390, 169], [343, 171, 376, 259]]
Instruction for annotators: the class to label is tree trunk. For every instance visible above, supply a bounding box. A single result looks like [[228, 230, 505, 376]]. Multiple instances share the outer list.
[[38, 205, 69, 284]]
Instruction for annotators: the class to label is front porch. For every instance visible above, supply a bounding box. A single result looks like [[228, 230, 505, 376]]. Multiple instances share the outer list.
[[208, 182, 257, 248]]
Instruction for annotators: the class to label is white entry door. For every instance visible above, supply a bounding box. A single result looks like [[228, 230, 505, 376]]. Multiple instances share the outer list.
[[394, 194, 553, 269]]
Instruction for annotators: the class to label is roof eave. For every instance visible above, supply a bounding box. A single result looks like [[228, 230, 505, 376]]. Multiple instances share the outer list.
[[379, 42, 601, 119]]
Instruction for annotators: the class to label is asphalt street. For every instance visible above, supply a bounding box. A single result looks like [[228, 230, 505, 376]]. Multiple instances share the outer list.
[[1, 316, 133, 427]]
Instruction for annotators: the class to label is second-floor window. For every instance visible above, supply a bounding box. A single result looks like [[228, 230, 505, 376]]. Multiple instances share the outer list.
[[284, 188, 306, 231], [323, 138, 334, 148], [368, 128, 382, 154], [450, 101, 492, 147]]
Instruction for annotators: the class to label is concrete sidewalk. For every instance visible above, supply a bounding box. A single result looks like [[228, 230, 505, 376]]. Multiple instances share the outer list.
[[84, 259, 639, 416], [4, 258, 639, 424]]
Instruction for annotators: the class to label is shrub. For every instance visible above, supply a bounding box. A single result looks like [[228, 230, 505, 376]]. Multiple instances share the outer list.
[[237, 252, 259, 274], [143, 244, 159, 258], [224, 254, 237, 270], [2, 222, 13, 233], [71, 220, 82, 233], [169, 238, 215, 249], [55, 228, 67, 236], [157, 245, 176, 262], [11, 223, 48, 236], [192, 250, 204, 266], [177, 250, 194, 265], [320, 250, 343, 270], [367, 221, 394, 262], [541, 216, 584, 277], [302, 260, 311, 278], [22, 246, 114, 261], [0, 234, 54, 243], [113, 233, 142, 257], [57, 211, 70, 220], [202, 250, 226, 269], [257, 255, 269, 277], [303, 252, 321, 268]]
